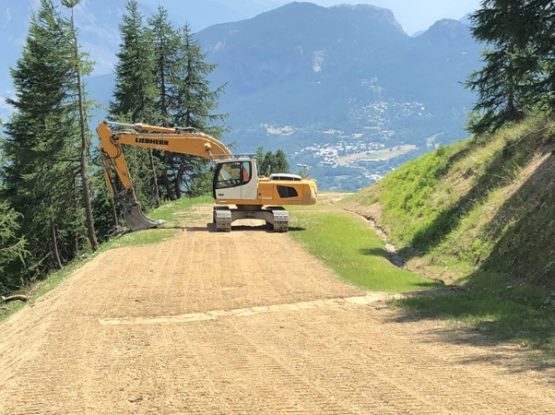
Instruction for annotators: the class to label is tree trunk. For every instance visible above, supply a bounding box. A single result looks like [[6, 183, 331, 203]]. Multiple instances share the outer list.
[[70, 8, 98, 251], [149, 150, 161, 207], [162, 152, 175, 200], [1, 295, 29, 303], [174, 157, 187, 199], [109, 194, 119, 230], [51, 221, 63, 270]]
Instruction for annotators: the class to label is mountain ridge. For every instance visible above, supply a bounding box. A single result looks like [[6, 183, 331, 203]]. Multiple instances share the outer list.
[[1, 2, 482, 190]]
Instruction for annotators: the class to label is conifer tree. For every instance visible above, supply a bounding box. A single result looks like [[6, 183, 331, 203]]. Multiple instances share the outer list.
[[255, 147, 289, 176], [110, 0, 157, 122], [0, 199, 28, 295], [110, 0, 160, 207], [149, 6, 180, 199], [274, 150, 290, 173], [171, 24, 226, 197], [466, 0, 555, 133], [149, 6, 180, 125], [466, 0, 531, 134], [3, 0, 82, 271], [260, 152, 276, 177], [527, 0, 555, 106], [0, 126, 28, 294], [62, 0, 98, 251]]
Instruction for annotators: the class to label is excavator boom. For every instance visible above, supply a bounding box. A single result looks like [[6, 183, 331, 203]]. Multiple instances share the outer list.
[[97, 121, 232, 231]]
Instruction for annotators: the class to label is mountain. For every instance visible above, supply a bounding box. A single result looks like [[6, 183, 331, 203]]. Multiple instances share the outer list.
[[197, 3, 482, 189], [1, 2, 482, 190], [0, 0, 283, 97]]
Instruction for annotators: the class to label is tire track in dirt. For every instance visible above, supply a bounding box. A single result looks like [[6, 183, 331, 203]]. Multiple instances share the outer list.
[[0, 208, 553, 414]]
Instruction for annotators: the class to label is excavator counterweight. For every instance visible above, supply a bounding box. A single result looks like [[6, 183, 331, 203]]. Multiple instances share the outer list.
[[97, 121, 317, 232]]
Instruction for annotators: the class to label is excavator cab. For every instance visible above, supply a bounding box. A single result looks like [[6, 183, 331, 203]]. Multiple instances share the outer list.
[[212, 158, 258, 203]]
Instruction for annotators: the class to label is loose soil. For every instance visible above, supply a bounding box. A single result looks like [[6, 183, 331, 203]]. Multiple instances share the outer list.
[[0, 206, 553, 414]]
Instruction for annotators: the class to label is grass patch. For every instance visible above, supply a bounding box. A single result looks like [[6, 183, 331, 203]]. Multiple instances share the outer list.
[[393, 272, 555, 363], [0, 195, 211, 322], [289, 209, 439, 292], [99, 195, 213, 251], [148, 194, 212, 224], [0, 255, 94, 321]]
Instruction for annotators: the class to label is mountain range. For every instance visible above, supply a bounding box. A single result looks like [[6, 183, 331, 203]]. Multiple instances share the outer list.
[[0, 1, 482, 190], [196, 2, 482, 188]]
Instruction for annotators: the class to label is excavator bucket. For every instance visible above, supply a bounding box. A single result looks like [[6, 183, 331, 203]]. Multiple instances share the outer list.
[[116, 190, 165, 231], [123, 203, 165, 231]]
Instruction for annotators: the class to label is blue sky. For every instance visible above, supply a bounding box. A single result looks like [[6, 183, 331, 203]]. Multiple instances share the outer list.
[[138, 1, 483, 34], [309, 1, 481, 33]]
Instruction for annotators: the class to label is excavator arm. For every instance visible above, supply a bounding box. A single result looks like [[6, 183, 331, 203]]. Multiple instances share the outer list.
[[97, 121, 232, 231]]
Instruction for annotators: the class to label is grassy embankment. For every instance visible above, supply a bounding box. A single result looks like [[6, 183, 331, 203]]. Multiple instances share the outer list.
[[346, 113, 555, 362], [289, 203, 440, 292], [0, 195, 211, 322]]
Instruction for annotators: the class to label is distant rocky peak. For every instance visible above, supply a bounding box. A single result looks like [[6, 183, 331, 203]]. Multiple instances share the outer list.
[[330, 3, 405, 33], [420, 18, 471, 40]]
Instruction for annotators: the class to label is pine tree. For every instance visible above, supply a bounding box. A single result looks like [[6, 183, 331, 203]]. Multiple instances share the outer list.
[[171, 24, 227, 197], [149, 6, 180, 125], [0, 126, 28, 295], [110, 0, 157, 122], [255, 146, 265, 176], [62, 0, 98, 251], [255, 148, 289, 176], [274, 150, 290, 173], [0, 199, 28, 295], [466, 0, 555, 134], [149, 6, 181, 200], [110, 0, 160, 207], [466, 0, 531, 134], [260, 152, 276, 177], [526, 0, 555, 106], [3, 0, 83, 272]]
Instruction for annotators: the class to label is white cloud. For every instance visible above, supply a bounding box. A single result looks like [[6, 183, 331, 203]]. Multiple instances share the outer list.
[[3, 7, 12, 28], [312, 50, 325, 73], [262, 124, 295, 136]]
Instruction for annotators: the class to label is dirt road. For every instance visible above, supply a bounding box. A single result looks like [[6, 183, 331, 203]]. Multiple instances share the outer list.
[[0, 209, 554, 414]]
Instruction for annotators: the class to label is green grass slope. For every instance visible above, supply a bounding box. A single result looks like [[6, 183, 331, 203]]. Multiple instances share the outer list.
[[289, 208, 438, 292], [348, 113, 555, 361], [350, 113, 555, 286]]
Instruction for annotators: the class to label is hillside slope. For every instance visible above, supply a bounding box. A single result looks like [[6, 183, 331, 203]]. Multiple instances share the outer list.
[[349, 114, 555, 288]]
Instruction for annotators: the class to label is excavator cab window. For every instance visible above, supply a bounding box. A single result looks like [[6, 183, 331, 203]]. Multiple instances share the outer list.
[[214, 160, 252, 190]]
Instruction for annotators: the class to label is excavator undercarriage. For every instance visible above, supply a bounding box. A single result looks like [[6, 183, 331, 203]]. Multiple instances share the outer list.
[[213, 206, 289, 232]]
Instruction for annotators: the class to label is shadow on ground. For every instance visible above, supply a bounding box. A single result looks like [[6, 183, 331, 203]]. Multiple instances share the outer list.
[[380, 131, 555, 369], [390, 268, 555, 371], [186, 224, 306, 233]]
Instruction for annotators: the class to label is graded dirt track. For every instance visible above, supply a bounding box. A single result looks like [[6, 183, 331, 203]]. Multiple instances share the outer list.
[[0, 206, 554, 414]]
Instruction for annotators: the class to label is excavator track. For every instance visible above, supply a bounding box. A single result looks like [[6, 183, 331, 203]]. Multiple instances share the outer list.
[[268, 207, 289, 232], [213, 206, 232, 232], [213, 206, 289, 232]]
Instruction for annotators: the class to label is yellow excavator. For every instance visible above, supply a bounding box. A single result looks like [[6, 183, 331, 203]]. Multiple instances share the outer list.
[[97, 121, 318, 232]]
